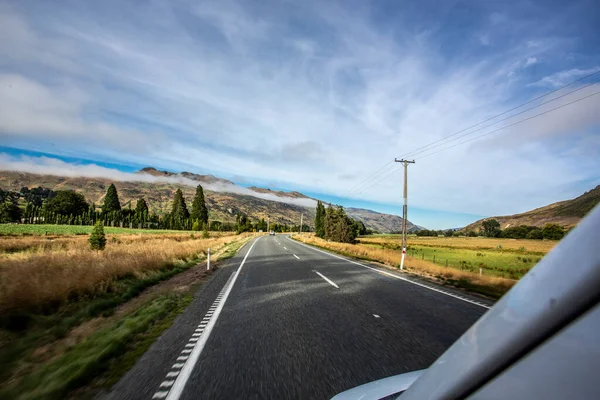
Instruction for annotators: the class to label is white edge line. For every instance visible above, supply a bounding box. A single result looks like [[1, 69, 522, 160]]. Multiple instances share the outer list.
[[165, 237, 260, 400], [293, 254, 300, 259], [314, 270, 339, 289], [289, 237, 490, 310]]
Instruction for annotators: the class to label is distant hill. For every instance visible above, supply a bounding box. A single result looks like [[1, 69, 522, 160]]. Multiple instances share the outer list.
[[464, 185, 600, 232], [346, 208, 423, 233], [0, 169, 418, 233]]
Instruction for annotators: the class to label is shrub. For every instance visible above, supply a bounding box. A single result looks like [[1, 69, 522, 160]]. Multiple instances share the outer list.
[[89, 221, 106, 251], [192, 220, 201, 231], [542, 223, 564, 240], [526, 228, 543, 240], [202, 230, 210, 239]]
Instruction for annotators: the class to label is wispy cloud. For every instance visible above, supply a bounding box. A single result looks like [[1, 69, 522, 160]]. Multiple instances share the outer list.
[[0, 0, 598, 222], [530, 67, 600, 87], [0, 154, 317, 208]]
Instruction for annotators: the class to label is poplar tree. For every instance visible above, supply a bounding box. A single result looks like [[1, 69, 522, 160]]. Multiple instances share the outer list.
[[102, 184, 121, 214]]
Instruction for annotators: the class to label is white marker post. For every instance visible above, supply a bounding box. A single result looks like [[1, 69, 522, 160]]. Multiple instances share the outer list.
[[207, 248, 211, 271], [400, 247, 406, 270]]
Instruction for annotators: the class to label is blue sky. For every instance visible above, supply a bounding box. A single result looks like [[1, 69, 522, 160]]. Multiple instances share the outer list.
[[1, 0, 599, 229]]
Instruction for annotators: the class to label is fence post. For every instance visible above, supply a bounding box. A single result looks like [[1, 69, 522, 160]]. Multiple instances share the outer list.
[[207, 248, 211, 271], [479, 267, 482, 276]]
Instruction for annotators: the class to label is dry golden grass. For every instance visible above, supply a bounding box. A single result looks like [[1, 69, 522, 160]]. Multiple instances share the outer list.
[[361, 235, 557, 253], [0, 232, 252, 313], [296, 234, 516, 296]]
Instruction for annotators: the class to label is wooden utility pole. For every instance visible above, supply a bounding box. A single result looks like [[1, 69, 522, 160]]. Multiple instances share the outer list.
[[394, 158, 415, 270], [299, 213, 303, 234], [267, 215, 270, 232]]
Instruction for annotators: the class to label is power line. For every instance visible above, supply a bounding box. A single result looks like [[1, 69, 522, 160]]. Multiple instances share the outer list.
[[397, 70, 600, 159], [352, 164, 403, 195], [400, 79, 599, 159], [344, 69, 600, 197], [416, 90, 600, 160], [344, 160, 395, 196], [353, 89, 600, 194]]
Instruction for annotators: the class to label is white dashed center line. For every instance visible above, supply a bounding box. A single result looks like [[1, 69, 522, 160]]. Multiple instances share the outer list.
[[283, 247, 288, 250], [314, 270, 339, 289], [373, 314, 381, 318], [293, 254, 300, 259]]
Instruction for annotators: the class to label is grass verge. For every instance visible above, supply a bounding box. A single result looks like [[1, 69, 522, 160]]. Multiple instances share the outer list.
[[0, 234, 254, 399], [0, 294, 191, 400]]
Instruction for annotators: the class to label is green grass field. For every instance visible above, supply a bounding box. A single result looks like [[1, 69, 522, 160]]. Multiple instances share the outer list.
[[0, 224, 200, 236], [360, 235, 552, 279], [405, 245, 540, 279]]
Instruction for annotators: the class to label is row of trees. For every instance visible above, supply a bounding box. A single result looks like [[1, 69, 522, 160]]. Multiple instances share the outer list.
[[0, 183, 214, 231], [314, 201, 367, 243], [479, 219, 566, 240], [2, 183, 309, 233]]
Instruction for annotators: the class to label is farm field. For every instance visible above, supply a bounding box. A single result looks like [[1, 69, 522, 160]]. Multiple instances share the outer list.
[[359, 235, 558, 279], [0, 223, 222, 236]]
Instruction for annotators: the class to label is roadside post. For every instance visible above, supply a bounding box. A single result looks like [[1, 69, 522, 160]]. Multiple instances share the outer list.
[[207, 248, 211, 271]]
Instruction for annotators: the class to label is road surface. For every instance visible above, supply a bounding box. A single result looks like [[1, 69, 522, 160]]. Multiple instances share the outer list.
[[107, 235, 490, 400]]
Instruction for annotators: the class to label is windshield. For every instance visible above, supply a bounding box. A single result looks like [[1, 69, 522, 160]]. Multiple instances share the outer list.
[[0, 1, 598, 399]]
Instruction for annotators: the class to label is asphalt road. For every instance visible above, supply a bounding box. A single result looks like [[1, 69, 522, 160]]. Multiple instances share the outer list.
[[107, 235, 490, 400]]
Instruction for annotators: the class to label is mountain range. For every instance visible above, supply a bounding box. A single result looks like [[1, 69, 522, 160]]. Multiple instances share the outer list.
[[0, 168, 422, 233]]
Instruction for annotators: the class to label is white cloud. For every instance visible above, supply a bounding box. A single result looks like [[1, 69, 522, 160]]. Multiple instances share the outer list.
[[525, 57, 537, 67], [0, 154, 317, 208], [0, 1, 598, 221]]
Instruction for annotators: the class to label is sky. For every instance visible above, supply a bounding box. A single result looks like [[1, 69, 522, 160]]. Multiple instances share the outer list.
[[1, 0, 599, 229]]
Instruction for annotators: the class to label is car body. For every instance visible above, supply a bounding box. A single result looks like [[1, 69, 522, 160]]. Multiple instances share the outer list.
[[332, 204, 600, 400], [269, 231, 275, 236]]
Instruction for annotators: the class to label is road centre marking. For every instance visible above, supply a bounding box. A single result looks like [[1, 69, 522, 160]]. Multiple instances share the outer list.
[[314, 270, 340, 289], [289, 237, 490, 310], [293, 254, 300, 259]]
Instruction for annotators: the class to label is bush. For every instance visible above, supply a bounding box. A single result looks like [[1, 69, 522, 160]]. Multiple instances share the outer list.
[[89, 221, 106, 250], [192, 220, 201, 231], [526, 228, 543, 240], [466, 231, 477, 237], [542, 223, 564, 240], [202, 229, 210, 239]]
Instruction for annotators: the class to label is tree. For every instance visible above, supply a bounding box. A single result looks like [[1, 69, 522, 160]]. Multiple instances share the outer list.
[[482, 219, 501, 238], [315, 201, 326, 238], [89, 221, 106, 250], [190, 185, 209, 225], [322, 205, 357, 243], [0, 202, 21, 223], [135, 198, 148, 217], [542, 223, 564, 240], [170, 189, 190, 229], [102, 184, 121, 214], [444, 229, 453, 237], [353, 219, 367, 236], [526, 228, 543, 240], [43, 190, 89, 216]]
